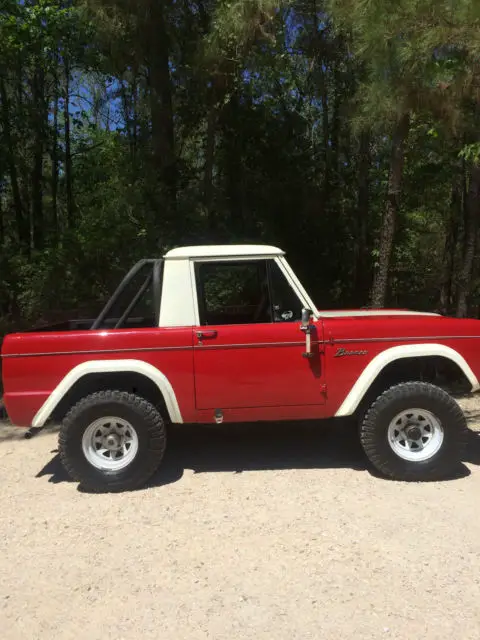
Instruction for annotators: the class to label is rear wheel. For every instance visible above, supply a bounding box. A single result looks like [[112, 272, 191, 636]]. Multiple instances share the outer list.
[[59, 391, 166, 492], [360, 382, 468, 481]]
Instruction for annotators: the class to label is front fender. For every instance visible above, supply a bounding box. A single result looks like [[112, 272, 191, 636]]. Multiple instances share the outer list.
[[334, 343, 479, 417]]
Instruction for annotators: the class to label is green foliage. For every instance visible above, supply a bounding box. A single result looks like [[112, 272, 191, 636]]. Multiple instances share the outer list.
[[460, 143, 480, 166], [2, 0, 480, 343]]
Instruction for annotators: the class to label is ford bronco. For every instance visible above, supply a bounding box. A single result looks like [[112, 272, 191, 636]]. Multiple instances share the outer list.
[[1, 245, 479, 492]]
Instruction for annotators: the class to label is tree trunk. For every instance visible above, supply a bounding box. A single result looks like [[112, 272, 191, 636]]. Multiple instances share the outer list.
[[331, 61, 341, 186], [353, 130, 371, 304], [64, 55, 74, 227], [51, 62, 59, 238], [311, 0, 330, 203], [370, 113, 410, 307], [120, 81, 132, 152], [225, 94, 244, 235], [456, 164, 480, 317], [0, 76, 27, 248], [132, 70, 138, 161], [31, 65, 45, 250], [203, 85, 218, 231], [148, 0, 176, 209], [320, 68, 330, 202], [0, 180, 3, 247], [439, 170, 462, 314], [120, 76, 137, 161]]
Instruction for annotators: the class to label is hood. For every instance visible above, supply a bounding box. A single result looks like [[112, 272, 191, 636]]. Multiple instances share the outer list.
[[319, 307, 480, 344]]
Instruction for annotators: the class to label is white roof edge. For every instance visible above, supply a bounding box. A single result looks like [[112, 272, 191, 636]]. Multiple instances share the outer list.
[[164, 244, 285, 259]]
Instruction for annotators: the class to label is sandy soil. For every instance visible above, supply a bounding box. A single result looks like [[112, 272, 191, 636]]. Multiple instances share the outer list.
[[1, 397, 480, 640]]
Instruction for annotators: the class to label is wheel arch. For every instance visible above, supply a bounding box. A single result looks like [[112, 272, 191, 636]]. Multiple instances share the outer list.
[[335, 344, 479, 418], [32, 360, 183, 427]]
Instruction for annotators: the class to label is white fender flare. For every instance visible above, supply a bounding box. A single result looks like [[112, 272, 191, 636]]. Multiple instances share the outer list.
[[32, 359, 183, 427], [335, 343, 480, 417]]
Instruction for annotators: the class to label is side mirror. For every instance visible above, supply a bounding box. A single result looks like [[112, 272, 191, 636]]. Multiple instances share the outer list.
[[300, 309, 314, 358], [301, 308, 313, 327]]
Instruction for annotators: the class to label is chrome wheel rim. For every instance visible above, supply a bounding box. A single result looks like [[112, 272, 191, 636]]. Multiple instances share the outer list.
[[82, 417, 139, 471], [387, 408, 444, 462]]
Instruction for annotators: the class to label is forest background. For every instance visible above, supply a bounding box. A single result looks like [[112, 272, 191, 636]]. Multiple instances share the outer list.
[[1, 0, 480, 352]]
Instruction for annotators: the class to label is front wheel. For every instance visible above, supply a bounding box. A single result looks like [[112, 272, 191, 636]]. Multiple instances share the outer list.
[[360, 382, 468, 481], [59, 391, 166, 492]]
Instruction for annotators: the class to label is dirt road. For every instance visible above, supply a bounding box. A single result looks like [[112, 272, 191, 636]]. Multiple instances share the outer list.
[[1, 397, 480, 640]]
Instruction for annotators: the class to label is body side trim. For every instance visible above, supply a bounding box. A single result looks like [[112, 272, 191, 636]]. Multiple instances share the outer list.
[[31, 359, 183, 427], [335, 343, 480, 417], [3, 345, 193, 359], [3, 339, 321, 359], [6, 334, 480, 359], [332, 335, 480, 344]]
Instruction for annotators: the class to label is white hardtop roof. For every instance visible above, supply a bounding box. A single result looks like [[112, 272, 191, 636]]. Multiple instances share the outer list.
[[164, 244, 285, 260]]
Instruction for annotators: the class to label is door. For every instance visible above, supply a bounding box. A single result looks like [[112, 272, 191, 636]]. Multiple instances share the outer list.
[[193, 258, 326, 411]]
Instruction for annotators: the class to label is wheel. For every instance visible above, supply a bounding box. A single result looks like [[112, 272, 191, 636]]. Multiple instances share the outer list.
[[59, 391, 166, 492], [359, 381, 468, 481]]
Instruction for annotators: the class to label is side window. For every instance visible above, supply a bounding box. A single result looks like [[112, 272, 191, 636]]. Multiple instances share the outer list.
[[196, 261, 271, 325], [269, 261, 303, 322]]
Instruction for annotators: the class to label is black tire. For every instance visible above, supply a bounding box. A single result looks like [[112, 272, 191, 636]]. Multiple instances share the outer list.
[[360, 381, 468, 481], [59, 391, 166, 493]]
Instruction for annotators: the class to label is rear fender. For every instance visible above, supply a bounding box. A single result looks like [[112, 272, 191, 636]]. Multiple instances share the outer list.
[[32, 359, 183, 427]]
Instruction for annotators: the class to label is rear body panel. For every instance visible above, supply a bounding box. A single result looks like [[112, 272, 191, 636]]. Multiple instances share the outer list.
[[2, 328, 195, 426]]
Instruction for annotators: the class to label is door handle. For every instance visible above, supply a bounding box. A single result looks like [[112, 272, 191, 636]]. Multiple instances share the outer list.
[[196, 330, 218, 340]]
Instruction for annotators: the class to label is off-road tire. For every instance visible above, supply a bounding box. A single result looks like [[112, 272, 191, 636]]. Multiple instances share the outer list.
[[360, 381, 468, 481], [59, 391, 166, 493]]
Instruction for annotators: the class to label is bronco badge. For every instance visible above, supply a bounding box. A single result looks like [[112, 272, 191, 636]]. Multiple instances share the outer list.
[[334, 347, 368, 358]]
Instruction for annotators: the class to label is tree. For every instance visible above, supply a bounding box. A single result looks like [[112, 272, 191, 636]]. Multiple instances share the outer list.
[[2, 0, 480, 359]]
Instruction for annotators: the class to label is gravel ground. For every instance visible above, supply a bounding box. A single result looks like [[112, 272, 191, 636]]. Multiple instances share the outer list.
[[1, 397, 480, 640]]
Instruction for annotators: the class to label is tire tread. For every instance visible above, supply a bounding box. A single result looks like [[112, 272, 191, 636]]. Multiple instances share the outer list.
[[59, 390, 166, 493], [360, 381, 468, 481]]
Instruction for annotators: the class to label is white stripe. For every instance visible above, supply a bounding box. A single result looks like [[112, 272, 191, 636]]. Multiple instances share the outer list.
[[32, 359, 183, 427], [320, 310, 439, 317]]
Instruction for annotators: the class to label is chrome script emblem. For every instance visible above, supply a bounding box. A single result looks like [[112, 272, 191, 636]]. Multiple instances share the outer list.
[[334, 347, 368, 358]]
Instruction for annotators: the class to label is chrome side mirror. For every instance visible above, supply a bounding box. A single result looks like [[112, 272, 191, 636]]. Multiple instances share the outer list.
[[301, 308, 313, 327], [300, 309, 314, 358]]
